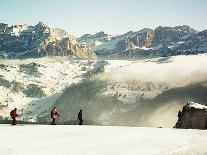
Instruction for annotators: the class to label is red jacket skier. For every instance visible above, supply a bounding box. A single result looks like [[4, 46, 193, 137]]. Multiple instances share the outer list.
[[51, 107, 60, 125], [10, 108, 19, 125]]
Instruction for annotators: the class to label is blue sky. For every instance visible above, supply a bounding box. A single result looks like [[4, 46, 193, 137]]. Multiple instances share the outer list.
[[0, 0, 207, 37]]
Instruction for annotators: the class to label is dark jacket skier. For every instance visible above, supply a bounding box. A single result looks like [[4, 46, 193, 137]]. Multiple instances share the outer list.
[[78, 109, 83, 125], [51, 107, 60, 125], [10, 108, 19, 125]]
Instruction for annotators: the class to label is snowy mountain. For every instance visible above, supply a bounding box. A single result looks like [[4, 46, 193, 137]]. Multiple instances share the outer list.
[[79, 25, 207, 58], [1, 23, 206, 59], [0, 22, 97, 59], [0, 54, 207, 127]]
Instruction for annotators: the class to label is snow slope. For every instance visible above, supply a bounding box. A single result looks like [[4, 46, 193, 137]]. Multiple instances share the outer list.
[[0, 58, 96, 121], [0, 54, 207, 127], [0, 125, 207, 155]]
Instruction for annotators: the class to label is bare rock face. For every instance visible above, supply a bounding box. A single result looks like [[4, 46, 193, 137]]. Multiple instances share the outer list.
[[0, 22, 97, 59], [174, 102, 207, 129]]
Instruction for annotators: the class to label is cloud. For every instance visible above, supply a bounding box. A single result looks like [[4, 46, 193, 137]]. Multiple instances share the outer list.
[[100, 54, 207, 87]]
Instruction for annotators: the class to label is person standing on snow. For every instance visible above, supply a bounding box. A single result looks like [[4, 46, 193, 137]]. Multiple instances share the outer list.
[[51, 107, 60, 125], [78, 109, 83, 125], [10, 108, 19, 125]]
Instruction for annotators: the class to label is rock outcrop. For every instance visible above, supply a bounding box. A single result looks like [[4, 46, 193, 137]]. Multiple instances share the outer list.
[[0, 22, 97, 59], [174, 102, 207, 129]]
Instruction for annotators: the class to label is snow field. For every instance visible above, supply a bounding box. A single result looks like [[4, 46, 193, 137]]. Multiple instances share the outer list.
[[0, 125, 207, 155]]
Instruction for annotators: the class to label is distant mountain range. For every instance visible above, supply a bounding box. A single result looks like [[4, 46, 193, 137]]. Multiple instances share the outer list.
[[0, 22, 207, 59], [78, 25, 207, 58]]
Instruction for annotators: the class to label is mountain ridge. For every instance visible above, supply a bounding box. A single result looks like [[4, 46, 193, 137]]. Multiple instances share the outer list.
[[1, 22, 207, 59], [78, 25, 207, 58]]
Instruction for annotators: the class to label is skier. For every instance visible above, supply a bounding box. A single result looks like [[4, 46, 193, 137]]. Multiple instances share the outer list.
[[51, 107, 60, 125], [78, 109, 83, 125], [10, 108, 19, 125]]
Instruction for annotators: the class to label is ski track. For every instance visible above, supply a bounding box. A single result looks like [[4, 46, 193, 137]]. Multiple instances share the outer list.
[[0, 125, 207, 155]]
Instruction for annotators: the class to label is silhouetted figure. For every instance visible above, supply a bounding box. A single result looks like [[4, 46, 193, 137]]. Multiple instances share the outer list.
[[51, 107, 60, 125], [10, 108, 19, 125], [78, 110, 83, 125]]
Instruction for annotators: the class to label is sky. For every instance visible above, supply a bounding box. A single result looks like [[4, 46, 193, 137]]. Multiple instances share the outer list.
[[0, 0, 207, 37]]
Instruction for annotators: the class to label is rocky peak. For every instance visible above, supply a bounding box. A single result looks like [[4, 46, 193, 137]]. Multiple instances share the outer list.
[[78, 34, 92, 40], [0, 22, 97, 59], [35, 21, 47, 29], [52, 28, 70, 40], [152, 25, 196, 46], [0, 23, 8, 32], [114, 28, 154, 52], [0, 23, 29, 36], [78, 31, 113, 48], [93, 31, 108, 38], [174, 25, 196, 33], [174, 101, 207, 129], [33, 22, 52, 34], [79, 31, 111, 40], [133, 28, 154, 47]]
